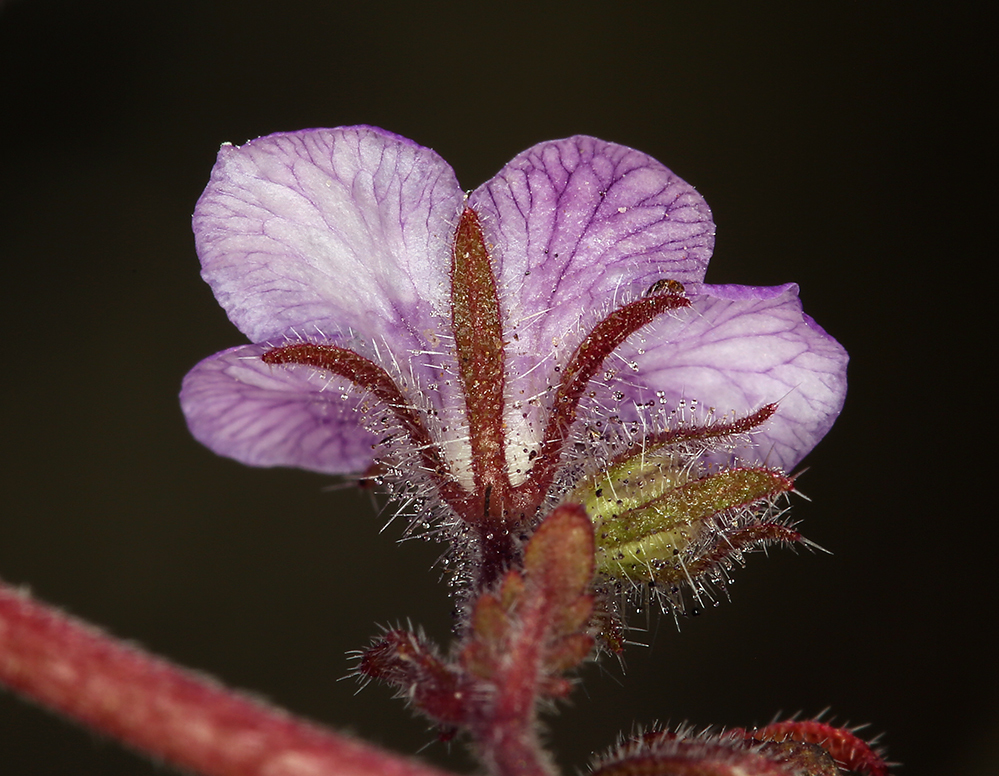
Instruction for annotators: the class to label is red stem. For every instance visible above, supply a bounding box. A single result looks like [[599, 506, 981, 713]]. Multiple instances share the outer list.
[[0, 580, 453, 776], [473, 588, 555, 776]]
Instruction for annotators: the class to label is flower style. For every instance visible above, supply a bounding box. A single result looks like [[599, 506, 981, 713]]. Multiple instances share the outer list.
[[181, 125, 847, 599]]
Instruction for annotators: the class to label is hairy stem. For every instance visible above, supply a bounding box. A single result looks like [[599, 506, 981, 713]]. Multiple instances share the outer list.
[[472, 587, 556, 776], [0, 580, 453, 776]]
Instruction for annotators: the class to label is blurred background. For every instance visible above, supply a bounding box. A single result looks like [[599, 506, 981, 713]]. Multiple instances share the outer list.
[[0, 2, 989, 774]]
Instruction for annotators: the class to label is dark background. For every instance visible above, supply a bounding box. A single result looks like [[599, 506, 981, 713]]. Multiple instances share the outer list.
[[0, 2, 990, 774]]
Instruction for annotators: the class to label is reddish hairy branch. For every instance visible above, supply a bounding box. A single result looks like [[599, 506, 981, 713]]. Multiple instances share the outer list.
[[0, 580, 454, 776], [642, 402, 778, 451]]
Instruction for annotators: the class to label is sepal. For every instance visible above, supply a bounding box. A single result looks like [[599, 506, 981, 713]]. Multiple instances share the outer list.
[[594, 717, 893, 776], [591, 725, 802, 776], [733, 718, 891, 776]]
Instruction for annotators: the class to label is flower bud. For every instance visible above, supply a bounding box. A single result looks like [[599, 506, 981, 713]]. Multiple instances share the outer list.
[[570, 447, 800, 608]]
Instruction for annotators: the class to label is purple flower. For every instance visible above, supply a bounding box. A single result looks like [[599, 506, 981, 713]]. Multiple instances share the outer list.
[[181, 126, 846, 544]]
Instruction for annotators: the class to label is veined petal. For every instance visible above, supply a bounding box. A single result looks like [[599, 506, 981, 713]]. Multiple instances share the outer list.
[[191, 127, 475, 481], [610, 283, 848, 471], [467, 136, 714, 476], [194, 126, 464, 347], [180, 343, 379, 475]]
